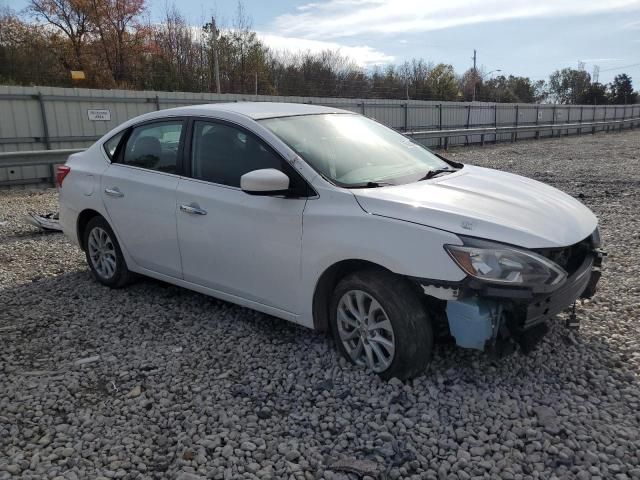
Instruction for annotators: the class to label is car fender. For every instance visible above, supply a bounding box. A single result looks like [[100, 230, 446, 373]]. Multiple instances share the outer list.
[[298, 186, 466, 328]]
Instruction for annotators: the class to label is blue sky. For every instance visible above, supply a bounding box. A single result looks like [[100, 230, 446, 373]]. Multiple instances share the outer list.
[[7, 0, 640, 84]]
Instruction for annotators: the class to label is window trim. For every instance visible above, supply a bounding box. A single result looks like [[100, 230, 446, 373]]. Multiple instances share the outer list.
[[184, 116, 317, 198], [113, 117, 189, 176]]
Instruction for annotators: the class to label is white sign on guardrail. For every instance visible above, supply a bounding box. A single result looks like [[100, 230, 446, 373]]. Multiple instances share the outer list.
[[87, 109, 111, 121]]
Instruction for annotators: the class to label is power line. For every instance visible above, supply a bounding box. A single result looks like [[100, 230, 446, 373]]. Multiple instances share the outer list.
[[599, 62, 640, 72]]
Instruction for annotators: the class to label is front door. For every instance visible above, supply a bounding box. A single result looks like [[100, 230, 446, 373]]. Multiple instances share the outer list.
[[101, 119, 185, 278], [176, 119, 310, 314]]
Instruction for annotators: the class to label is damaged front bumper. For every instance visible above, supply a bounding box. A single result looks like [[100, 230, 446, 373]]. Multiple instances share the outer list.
[[416, 240, 605, 354]]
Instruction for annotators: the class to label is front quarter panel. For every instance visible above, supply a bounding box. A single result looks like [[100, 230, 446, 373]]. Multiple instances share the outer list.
[[299, 181, 465, 328]]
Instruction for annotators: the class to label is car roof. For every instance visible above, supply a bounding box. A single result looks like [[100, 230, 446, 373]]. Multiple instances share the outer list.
[[167, 102, 353, 120]]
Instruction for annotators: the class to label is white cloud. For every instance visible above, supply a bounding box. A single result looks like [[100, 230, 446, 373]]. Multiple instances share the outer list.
[[272, 0, 640, 39], [257, 33, 394, 66]]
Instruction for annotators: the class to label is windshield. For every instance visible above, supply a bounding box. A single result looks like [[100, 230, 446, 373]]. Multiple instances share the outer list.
[[259, 114, 453, 187]]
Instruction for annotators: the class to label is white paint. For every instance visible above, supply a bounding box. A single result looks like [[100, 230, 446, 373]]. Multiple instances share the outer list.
[[353, 165, 597, 248], [240, 168, 290, 193], [59, 102, 599, 331]]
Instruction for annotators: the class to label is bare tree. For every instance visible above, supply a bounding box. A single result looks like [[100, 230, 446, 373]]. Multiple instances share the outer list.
[[29, 0, 90, 70]]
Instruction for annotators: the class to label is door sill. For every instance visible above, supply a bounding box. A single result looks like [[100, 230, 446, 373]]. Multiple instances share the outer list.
[[131, 266, 301, 324]]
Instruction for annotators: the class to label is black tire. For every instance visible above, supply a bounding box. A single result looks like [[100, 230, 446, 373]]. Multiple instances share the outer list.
[[329, 268, 433, 381], [83, 215, 132, 288]]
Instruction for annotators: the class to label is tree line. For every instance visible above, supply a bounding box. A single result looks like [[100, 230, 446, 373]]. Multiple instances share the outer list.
[[0, 1, 637, 104]]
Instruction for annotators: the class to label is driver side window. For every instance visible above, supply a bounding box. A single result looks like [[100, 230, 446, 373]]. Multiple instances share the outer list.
[[122, 121, 184, 174]]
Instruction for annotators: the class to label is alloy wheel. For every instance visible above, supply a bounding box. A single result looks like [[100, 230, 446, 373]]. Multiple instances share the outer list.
[[336, 289, 396, 372], [87, 227, 117, 280]]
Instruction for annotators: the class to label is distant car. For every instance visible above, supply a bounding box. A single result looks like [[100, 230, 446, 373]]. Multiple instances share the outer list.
[[58, 102, 604, 379]]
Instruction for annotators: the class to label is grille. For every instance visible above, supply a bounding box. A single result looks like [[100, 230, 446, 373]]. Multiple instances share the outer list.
[[533, 234, 594, 276]]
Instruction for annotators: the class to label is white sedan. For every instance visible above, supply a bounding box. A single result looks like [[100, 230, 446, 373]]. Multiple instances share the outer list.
[[58, 102, 603, 379]]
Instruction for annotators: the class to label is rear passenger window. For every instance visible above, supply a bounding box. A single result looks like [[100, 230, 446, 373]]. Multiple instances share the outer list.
[[103, 131, 124, 159], [121, 121, 183, 173]]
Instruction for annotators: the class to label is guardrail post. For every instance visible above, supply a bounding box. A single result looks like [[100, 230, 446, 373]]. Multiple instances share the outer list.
[[592, 106, 597, 134], [494, 105, 498, 143], [535, 104, 540, 140], [444, 136, 449, 151], [621, 105, 626, 132], [438, 104, 443, 149], [552, 105, 557, 138], [403, 102, 409, 132], [361, 102, 366, 116], [36, 92, 51, 150], [49, 163, 57, 187], [155, 95, 161, 110], [512, 105, 519, 143], [464, 104, 471, 145], [579, 106, 584, 135]]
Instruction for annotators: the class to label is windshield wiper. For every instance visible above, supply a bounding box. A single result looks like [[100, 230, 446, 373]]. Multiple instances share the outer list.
[[347, 181, 395, 188], [419, 168, 458, 181]]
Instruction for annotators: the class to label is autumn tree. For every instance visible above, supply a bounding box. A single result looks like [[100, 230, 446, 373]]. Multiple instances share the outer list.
[[88, 0, 145, 85], [459, 68, 482, 101], [0, 7, 67, 85], [29, 0, 91, 71]]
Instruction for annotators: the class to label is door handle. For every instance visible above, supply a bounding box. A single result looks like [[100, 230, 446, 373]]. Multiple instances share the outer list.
[[180, 203, 207, 215], [104, 187, 124, 198]]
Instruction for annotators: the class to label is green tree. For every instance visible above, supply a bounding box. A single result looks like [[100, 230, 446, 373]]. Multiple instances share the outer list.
[[548, 68, 591, 104], [479, 75, 539, 103], [608, 74, 637, 104], [581, 82, 608, 105], [425, 64, 458, 101]]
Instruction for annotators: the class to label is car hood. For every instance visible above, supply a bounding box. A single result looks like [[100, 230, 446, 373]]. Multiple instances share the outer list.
[[352, 165, 597, 248]]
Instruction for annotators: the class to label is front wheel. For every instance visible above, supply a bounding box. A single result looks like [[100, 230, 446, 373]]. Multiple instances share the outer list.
[[330, 269, 433, 380], [83, 216, 131, 288]]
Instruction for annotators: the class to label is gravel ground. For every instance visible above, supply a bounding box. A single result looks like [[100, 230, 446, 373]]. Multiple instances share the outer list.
[[1, 130, 639, 480]]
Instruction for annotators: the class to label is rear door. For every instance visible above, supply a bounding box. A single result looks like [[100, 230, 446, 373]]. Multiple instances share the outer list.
[[175, 119, 311, 314], [101, 119, 186, 278]]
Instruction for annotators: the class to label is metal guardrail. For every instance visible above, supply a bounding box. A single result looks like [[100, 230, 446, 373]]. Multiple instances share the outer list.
[[0, 148, 83, 187], [1, 117, 638, 187], [404, 117, 640, 148]]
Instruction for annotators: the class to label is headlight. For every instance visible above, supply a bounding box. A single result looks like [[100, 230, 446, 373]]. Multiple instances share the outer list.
[[444, 238, 567, 289]]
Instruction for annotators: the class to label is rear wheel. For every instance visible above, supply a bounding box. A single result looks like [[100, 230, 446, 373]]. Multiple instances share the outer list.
[[83, 216, 131, 288], [330, 269, 433, 380]]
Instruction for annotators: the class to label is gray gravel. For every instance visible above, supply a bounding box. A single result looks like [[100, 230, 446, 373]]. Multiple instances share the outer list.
[[1, 130, 640, 480]]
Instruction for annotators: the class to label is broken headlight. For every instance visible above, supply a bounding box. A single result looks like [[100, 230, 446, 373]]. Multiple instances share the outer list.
[[445, 238, 567, 289]]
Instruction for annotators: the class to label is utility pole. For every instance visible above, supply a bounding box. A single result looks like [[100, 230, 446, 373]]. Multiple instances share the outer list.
[[211, 16, 221, 94], [471, 49, 477, 102]]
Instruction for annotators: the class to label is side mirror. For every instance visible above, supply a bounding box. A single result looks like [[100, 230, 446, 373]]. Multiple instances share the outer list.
[[240, 168, 290, 195]]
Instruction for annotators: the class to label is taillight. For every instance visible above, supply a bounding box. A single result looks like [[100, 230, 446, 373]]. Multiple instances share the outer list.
[[56, 165, 71, 188]]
